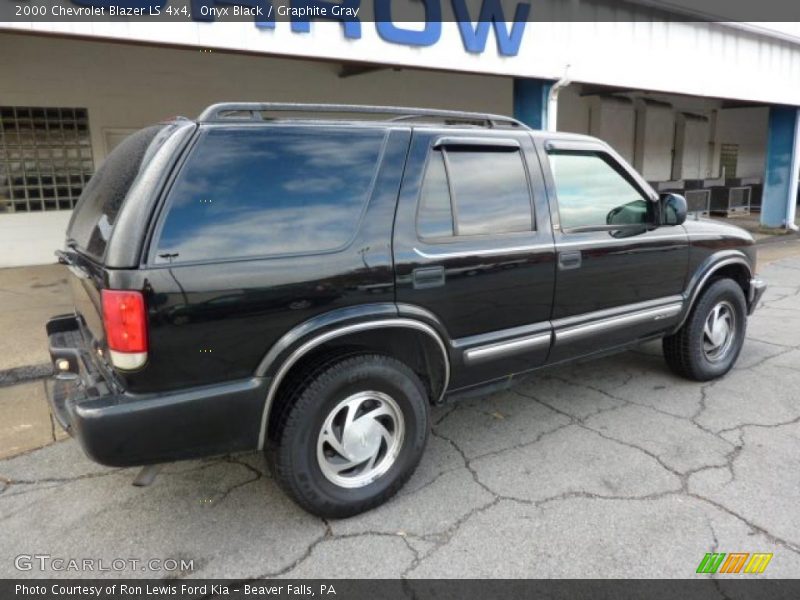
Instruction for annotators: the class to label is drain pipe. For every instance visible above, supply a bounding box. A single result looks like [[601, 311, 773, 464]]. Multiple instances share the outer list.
[[547, 65, 571, 132]]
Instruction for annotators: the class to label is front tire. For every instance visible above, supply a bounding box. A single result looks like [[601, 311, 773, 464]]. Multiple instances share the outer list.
[[267, 354, 430, 518], [663, 278, 747, 381]]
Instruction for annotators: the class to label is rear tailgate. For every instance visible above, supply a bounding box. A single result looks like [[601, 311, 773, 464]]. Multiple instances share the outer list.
[[58, 249, 107, 353], [57, 123, 177, 359]]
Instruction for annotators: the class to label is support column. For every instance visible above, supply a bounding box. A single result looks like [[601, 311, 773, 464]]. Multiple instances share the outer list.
[[761, 106, 800, 229], [512, 78, 551, 130]]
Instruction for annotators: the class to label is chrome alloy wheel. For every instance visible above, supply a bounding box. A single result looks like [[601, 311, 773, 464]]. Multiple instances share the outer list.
[[316, 391, 405, 489], [703, 300, 736, 362]]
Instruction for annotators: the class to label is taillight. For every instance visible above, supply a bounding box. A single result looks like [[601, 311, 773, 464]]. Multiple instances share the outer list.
[[101, 290, 148, 370]]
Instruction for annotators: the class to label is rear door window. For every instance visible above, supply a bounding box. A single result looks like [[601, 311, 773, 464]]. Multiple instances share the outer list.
[[154, 126, 386, 264], [67, 125, 166, 261], [416, 146, 533, 239]]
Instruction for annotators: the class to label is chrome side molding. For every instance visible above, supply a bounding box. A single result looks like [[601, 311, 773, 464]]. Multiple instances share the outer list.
[[555, 302, 683, 343], [463, 332, 552, 365]]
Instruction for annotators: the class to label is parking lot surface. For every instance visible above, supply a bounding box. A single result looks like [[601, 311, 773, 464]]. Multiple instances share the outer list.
[[1, 256, 799, 579]]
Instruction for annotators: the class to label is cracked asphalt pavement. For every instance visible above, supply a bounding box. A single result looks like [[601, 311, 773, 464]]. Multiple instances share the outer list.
[[1, 255, 799, 579]]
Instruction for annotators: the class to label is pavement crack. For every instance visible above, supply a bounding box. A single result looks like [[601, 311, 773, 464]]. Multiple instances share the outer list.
[[208, 456, 264, 506], [745, 336, 796, 349], [541, 371, 731, 446], [256, 527, 418, 580], [738, 346, 797, 372], [543, 373, 630, 406], [689, 493, 800, 556], [707, 519, 720, 554], [514, 387, 685, 479], [528, 489, 681, 508], [254, 522, 333, 579], [429, 429, 498, 499], [410, 496, 502, 572], [432, 403, 459, 426], [398, 533, 424, 579], [717, 415, 800, 435], [397, 466, 460, 499], [0, 469, 123, 487]]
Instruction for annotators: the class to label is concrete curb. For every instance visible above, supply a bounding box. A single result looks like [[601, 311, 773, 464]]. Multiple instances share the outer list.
[[755, 230, 800, 245], [0, 363, 53, 388]]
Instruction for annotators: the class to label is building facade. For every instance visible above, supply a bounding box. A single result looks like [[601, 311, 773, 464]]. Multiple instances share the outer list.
[[2, 4, 800, 266]]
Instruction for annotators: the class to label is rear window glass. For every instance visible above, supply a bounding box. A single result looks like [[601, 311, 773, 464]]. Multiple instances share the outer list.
[[154, 126, 386, 264], [67, 125, 164, 260], [416, 147, 533, 238], [447, 149, 532, 235]]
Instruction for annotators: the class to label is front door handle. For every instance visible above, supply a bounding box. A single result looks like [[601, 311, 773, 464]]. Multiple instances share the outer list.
[[413, 266, 446, 289], [558, 250, 582, 270]]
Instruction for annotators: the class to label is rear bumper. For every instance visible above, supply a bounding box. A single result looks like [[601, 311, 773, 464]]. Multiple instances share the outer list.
[[45, 314, 268, 467], [748, 276, 767, 315]]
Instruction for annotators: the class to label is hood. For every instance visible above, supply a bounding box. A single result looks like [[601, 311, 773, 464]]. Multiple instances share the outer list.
[[682, 217, 756, 246]]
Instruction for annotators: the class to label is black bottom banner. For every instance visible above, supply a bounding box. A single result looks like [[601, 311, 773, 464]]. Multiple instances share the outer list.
[[4, 579, 800, 600]]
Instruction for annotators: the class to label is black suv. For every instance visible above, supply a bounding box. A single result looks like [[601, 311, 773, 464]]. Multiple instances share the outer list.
[[47, 103, 766, 517]]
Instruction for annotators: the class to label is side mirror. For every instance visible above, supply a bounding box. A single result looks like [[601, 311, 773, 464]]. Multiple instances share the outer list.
[[660, 193, 687, 226]]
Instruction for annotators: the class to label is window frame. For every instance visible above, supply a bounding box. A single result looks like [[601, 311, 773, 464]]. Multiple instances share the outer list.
[[415, 139, 536, 244], [545, 143, 658, 234], [146, 124, 389, 268]]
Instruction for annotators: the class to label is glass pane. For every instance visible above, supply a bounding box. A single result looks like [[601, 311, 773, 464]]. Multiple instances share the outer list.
[[417, 152, 453, 239], [157, 127, 386, 263], [549, 152, 649, 229], [446, 149, 532, 236], [0, 105, 94, 216]]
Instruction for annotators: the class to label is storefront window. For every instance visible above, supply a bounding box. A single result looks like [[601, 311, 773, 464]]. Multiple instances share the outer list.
[[0, 106, 93, 213]]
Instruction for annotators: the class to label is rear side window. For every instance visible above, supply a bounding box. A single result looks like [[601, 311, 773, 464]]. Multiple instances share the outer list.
[[417, 147, 533, 239], [155, 126, 385, 264], [67, 125, 164, 260], [417, 153, 453, 239]]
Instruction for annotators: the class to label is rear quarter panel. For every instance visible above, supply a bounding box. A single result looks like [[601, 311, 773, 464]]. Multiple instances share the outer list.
[[115, 128, 411, 394]]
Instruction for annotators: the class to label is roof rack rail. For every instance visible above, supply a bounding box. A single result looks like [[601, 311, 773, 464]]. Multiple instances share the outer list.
[[197, 102, 527, 129]]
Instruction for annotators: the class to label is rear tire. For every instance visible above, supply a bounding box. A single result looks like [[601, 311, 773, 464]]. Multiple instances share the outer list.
[[267, 354, 430, 518], [663, 278, 747, 381]]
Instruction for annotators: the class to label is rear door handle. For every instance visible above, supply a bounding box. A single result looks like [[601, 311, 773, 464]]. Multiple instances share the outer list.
[[558, 250, 582, 270], [412, 266, 446, 289]]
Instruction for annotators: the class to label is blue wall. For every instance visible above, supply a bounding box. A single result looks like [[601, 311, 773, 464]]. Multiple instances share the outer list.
[[762, 106, 800, 228], [512, 79, 551, 130]]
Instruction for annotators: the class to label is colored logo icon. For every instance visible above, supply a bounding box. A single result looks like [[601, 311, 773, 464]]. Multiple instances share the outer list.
[[696, 552, 773, 574]]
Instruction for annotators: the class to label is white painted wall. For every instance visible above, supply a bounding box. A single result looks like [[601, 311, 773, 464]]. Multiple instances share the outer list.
[[672, 114, 710, 180], [634, 101, 675, 181], [715, 107, 770, 178], [589, 96, 636, 164], [0, 212, 71, 268], [558, 91, 771, 183], [556, 87, 590, 135]]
